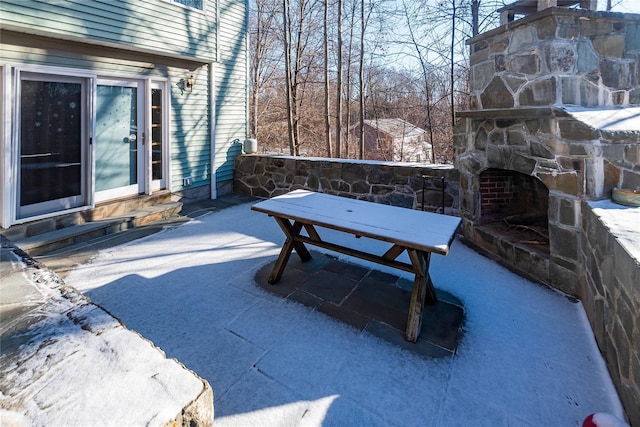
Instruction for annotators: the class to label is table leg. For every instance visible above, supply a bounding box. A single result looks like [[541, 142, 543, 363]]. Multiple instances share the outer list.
[[405, 250, 437, 342], [268, 217, 312, 284]]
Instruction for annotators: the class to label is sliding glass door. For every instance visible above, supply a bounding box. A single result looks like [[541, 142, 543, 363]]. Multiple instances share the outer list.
[[15, 73, 168, 221], [18, 74, 88, 218]]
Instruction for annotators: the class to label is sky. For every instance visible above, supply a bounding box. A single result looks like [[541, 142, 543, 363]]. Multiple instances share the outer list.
[[606, 1, 640, 13]]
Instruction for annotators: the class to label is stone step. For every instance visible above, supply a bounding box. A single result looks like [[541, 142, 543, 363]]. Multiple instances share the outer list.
[[12, 201, 182, 257], [2, 191, 173, 243]]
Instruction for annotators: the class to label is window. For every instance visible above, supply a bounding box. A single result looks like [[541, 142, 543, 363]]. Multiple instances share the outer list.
[[173, 0, 203, 10]]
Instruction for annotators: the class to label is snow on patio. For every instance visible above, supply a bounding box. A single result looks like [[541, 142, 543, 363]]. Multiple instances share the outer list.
[[64, 202, 624, 426]]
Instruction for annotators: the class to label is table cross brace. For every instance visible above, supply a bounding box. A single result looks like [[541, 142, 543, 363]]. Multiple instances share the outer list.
[[267, 217, 437, 342]]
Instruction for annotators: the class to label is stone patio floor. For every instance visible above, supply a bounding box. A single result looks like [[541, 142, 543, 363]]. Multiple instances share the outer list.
[[1, 195, 628, 426]]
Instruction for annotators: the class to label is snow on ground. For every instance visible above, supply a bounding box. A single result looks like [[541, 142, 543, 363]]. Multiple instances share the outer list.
[[64, 203, 624, 426], [0, 256, 206, 426]]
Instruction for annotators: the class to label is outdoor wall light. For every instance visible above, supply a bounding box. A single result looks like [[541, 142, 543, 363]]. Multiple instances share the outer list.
[[177, 75, 195, 94], [185, 75, 195, 92]]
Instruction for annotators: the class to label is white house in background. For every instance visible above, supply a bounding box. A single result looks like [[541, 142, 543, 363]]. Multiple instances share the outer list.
[[0, 0, 248, 229], [356, 118, 432, 163]]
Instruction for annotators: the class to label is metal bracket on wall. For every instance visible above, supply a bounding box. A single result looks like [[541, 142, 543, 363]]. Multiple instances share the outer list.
[[421, 175, 445, 214]]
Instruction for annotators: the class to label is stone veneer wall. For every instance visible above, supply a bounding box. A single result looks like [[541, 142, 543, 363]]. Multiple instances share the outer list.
[[234, 155, 460, 214], [455, 110, 640, 294], [580, 201, 640, 426]]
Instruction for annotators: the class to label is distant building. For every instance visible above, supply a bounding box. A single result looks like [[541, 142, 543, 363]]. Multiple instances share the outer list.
[[354, 119, 432, 163]]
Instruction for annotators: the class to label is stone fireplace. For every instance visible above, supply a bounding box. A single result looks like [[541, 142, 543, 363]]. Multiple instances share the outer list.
[[454, 5, 640, 295]]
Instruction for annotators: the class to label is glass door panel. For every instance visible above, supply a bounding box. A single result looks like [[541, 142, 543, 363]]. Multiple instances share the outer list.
[[150, 87, 164, 187], [95, 81, 143, 200], [19, 77, 86, 218]]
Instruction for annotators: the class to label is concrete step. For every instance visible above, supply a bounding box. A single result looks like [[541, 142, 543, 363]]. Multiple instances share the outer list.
[[11, 201, 182, 257], [34, 194, 261, 278]]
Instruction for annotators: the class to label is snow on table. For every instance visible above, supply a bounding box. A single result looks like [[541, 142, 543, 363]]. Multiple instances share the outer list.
[[251, 189, 461, 255]]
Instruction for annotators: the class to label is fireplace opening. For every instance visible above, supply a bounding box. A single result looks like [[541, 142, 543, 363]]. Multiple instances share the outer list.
[[478, 168, 549, 250]]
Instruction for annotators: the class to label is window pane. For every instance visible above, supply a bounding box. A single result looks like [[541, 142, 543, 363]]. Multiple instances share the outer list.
[[173, 0, 203, 9], [20, 80, 82, 206], [151, 88, 163, 180], [95, 85, 138, 191]]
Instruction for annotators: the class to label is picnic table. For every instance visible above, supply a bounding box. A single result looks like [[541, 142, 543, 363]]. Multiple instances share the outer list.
[[251, 189, 461, 342]]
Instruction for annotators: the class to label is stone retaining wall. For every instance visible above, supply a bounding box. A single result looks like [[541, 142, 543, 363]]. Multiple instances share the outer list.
[[233, 155, 460, 214], [580, 201, 640, 426]]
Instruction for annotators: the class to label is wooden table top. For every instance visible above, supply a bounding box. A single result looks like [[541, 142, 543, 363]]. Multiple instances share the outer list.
[[251, 190, 461, 255]]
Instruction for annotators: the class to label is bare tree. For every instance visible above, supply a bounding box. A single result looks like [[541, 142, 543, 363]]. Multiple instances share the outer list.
[[283, 0, 297, 154], [449, 0, 457, 127], [324, 0, 333, 157], [282, 0, 323, 155], [400, 0, 441, 163], [335, 0, 343, 158], [358, 0, 365, 159], [250, 0, 504, 160], [250, 0, 281, 139]]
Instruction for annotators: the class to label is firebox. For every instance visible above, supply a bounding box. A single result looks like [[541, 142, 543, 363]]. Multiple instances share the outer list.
[[479, 169, 548, 225], [475, 168, 551, 260]]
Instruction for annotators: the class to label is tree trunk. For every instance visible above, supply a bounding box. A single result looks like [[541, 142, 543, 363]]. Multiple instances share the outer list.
[[359, 0, 365, 160], [471, 0, 480, 36], [335, 0, 343, 158], [283, 0, 296, 155], [402, 0, 435, 163], [450, 0, 456, 128], [344, 0, 357, 159], [324, 0, 333, 157]]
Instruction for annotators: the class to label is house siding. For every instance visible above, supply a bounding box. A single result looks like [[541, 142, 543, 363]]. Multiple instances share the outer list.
[[0, 0, 217, 62], [0, 30, 214, 193], [169, 65, 212, 192], [1, 0, 248, 213], [214, 0, 248, 184]]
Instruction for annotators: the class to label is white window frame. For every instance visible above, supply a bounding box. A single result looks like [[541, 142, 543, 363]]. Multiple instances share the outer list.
[[1, 65, 12, 229], [163, 0, 206, 13], [94, 77, 146, 202], [94, 76, 172, 201], [146, 79, 171, 194]]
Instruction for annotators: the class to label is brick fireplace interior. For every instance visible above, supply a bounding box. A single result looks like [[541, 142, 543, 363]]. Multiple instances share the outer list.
[[478, 169, 549, 252]]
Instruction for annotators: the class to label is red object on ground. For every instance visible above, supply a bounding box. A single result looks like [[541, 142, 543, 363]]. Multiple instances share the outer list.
[[583, 413, 629, 427]]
